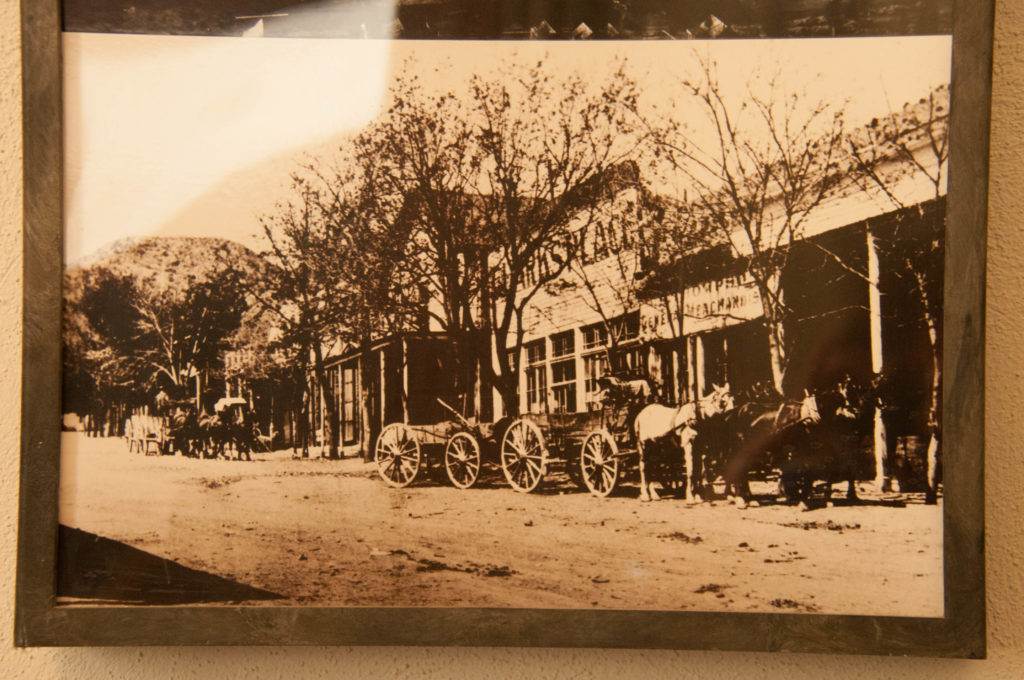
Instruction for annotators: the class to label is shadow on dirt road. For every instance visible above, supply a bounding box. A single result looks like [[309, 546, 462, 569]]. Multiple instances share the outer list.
[[57, 525, 283, 605]]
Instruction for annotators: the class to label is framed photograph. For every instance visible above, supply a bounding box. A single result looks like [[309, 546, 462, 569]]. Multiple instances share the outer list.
[[18, 0, 989, 654]]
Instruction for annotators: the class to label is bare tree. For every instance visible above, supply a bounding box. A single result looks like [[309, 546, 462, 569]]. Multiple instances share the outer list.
[[633, 196, 727, 402], [846, 84, 949, 502], [640, 55, 846, 396], [562, 187, 648, 372], [469, 61, 647, 415], [242, 180, 348, 458], [244, 167, 423, 459], [350, 61, 646, 418], [351, 73, 487, 418], [309, 163, 426, 459]]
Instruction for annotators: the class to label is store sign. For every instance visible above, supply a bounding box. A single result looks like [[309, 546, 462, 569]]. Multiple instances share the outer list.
[[683, 274, 763, 333]]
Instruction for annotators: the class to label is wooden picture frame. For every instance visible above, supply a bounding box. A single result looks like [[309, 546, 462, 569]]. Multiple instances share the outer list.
[[17, 1, 990, 654]]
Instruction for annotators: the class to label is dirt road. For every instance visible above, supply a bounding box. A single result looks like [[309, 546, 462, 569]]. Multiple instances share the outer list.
[[57, 433, 943, 616]]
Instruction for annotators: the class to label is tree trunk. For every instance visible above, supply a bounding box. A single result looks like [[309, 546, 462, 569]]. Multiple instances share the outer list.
[[494, 370, 518, 421], [923, 305, 942, 505], [765, 316, 787, 397], [911, 267, 942, 504], [481, 324, 519, 420], [311, 341, 340, 459], [359, 334, 378, 463], [756, 277, 787, 396], [674, 293, 687, 405], [298, 386, 310, 458], [360, 385, 375, 463]]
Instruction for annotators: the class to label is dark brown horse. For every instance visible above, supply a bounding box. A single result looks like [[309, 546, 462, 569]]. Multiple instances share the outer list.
[[773, 379, 864, 508], [207, 400, 256, 461], [706, 381, 863, 509], [166, 404, 203, 457]]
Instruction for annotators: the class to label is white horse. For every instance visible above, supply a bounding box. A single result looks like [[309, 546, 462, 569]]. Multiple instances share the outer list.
[[633, 383, 735, 503]]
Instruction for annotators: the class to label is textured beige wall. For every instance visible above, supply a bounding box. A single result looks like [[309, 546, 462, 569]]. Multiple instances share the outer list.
[[2, 2, 1021, 676]]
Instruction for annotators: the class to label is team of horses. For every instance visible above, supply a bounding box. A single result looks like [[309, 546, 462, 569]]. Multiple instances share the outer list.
[[632, 376, 870, 508], [128, 399, 260, 461], [168, 404, 259, 460]]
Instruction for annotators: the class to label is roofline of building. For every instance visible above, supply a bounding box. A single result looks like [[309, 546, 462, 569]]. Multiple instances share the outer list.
[[321, 330, 451, 368]]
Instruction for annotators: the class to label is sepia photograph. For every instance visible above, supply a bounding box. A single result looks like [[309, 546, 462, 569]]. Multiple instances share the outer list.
[[54, 26, 955, 620]]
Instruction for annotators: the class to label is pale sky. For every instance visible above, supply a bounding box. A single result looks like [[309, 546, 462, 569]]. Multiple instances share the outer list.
[[63, 34, 952, 264]]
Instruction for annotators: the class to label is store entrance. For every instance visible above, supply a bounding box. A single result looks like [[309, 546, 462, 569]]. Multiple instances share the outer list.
[[724, 322, 773, 399], [694, 322, 772, 400]]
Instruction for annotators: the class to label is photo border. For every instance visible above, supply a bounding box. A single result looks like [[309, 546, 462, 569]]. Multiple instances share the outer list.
[[16, 0, 990, 654]]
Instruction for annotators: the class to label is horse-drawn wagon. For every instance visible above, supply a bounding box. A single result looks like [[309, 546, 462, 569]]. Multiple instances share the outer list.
[[372, 374, 875, 506], [373, 377, 668, 497], [373, 406, 631, 495], [124, 396, 264, 460], [372, 404, 503, 491], [497, 407, 631, 496], [124, 412, 168, 455], [125, 396, 193, 456]]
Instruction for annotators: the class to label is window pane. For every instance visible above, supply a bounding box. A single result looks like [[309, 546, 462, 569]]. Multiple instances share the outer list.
[[584, 354, 607, 392], [551, 359, 576, 384], [526, 366, 547, 413], [526, 340, 545, 365], [342, 367, 357, 443], [584, 354, 607, 410], [551, 331, 574, 358], [551, 357, 576, 413], [582, 324, 606, 350], [552, 385, 576, 414]]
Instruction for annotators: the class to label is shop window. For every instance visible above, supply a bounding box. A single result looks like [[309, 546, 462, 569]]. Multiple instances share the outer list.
[[611, 347, 644, 374], [551, 359, 577, 413], [526, 339, 546, 366], [329, 365, 341, 414], [525, 340, 546, 413], [702, 334, 728, 388], [610, 311, 640, 342], [584, 353, 608, 410], [582, 323, 607, 351], [551, 331, 574, 358], [583, 313, 639, 352]]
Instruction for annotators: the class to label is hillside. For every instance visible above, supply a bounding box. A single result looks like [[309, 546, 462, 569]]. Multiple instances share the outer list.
[[64, 236, 265, 306]]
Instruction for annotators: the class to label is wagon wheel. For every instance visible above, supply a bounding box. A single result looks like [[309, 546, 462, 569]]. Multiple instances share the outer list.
[[444, 431, 482, 490], [500, 418, 547, 493], [580, 430, 620, 498], [375, 423, 421, 488]]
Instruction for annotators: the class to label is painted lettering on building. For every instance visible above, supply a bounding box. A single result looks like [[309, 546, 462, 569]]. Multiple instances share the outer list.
[[683, 275, 762, 333]]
